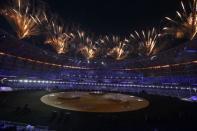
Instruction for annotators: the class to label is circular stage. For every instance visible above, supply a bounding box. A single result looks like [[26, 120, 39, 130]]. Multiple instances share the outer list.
[[41, 91, 149, 113]]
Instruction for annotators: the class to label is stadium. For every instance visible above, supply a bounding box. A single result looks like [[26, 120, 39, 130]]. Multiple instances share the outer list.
[[0, 0, 197, 131]]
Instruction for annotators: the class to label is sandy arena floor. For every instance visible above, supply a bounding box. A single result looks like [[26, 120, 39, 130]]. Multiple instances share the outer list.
[[41, 91, 149, 113]]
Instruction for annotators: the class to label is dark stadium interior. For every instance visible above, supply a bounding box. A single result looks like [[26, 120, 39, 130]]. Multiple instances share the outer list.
[[0, 91, 197, 131], [0, 0, 197, 131]]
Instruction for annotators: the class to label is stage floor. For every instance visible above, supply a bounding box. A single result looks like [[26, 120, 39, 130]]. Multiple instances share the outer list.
[[41, 91, 149, 113]]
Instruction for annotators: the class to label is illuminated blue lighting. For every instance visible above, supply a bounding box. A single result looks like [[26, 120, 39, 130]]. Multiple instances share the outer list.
[[190, 96, 197, 101]]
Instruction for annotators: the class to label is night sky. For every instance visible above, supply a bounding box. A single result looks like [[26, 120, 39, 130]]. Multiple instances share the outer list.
[[0, 0, 180, 36], [46, 0, 180, 36]]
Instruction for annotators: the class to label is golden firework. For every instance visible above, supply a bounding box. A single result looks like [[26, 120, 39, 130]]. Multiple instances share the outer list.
[[130, 28, 159, 56], [107, 36, 129, 60], [1, 0, 44, 39], [164, 0, 197, 40], [79, 35, 99, 60], [45, 19, 74, 54]]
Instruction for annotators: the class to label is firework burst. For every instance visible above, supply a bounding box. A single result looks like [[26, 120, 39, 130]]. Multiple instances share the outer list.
[[93, 35, 110, 58], [130, 28, 160, 56], [77, 32, 99, 60], [1, 0, 45, 39], [164, 0, 197, 40], [44, 19, 74, 54], [107, 36, 129, 60]]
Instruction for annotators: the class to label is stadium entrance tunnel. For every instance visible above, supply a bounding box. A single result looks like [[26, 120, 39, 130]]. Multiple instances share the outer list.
[[41, 91, 149, 113]]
